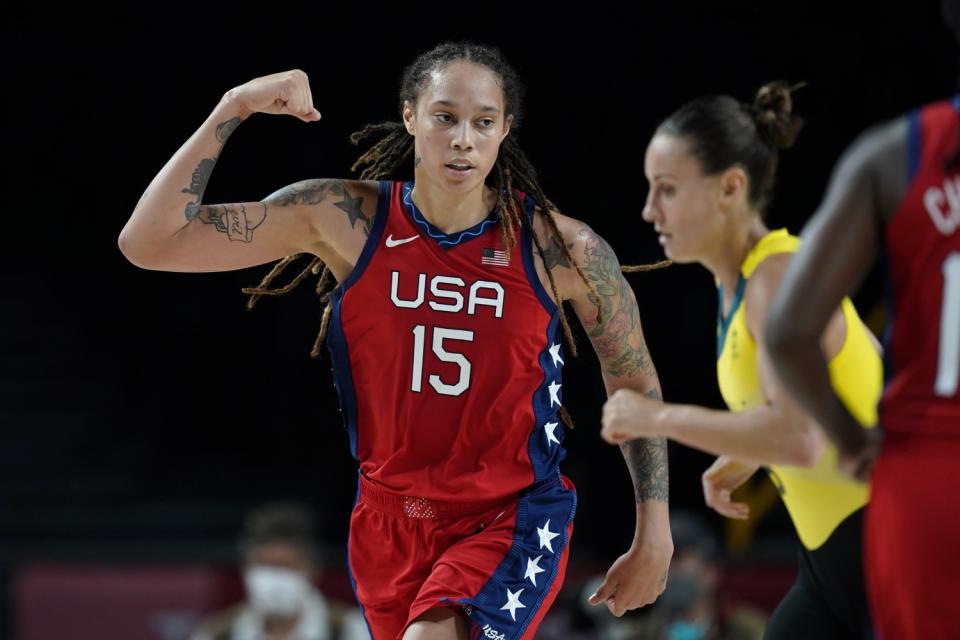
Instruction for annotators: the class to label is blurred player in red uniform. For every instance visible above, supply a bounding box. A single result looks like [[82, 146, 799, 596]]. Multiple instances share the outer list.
[[766, 3, 960, 637]]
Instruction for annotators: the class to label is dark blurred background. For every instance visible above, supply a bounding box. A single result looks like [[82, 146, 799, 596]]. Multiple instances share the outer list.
[[2, 2, 954, 638]]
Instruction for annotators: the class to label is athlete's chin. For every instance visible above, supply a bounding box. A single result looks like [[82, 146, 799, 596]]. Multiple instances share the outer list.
[[661, 244, 695, 263], [441, 171, 487, 192]]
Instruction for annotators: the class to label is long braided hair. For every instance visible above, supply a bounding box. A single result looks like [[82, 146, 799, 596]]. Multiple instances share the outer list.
[[243, 43, 667, 397]]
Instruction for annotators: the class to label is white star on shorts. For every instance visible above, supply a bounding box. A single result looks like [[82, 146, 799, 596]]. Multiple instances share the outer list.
[[537, 519, 560, 553], [501, 587, 526, 621], [524, 555, 546, 586]]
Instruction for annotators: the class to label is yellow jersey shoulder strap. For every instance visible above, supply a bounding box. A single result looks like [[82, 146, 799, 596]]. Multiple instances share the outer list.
[[740, 228, 800, 278]]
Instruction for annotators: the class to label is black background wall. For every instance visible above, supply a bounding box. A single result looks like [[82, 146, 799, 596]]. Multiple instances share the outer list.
[[2, 0, 953, 609]]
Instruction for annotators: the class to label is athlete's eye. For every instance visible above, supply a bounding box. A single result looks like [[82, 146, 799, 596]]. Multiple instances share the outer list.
[[660, 185, 676, 197], [477, 118, 496, 128], [435, 113, 454, 124]]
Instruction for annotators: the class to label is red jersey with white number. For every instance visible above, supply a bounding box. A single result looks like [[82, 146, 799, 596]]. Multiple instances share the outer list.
[[326, 181, 567, 501], [881, 98, 960, 435]]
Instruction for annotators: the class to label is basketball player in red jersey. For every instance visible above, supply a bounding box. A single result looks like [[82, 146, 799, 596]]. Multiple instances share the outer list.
[[118, 43, 671, 640], [765, 3, 960, 637]]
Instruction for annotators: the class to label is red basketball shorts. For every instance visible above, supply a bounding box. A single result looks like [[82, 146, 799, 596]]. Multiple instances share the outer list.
[[865, 432, 960, 639], [347, 473, 576, 640]]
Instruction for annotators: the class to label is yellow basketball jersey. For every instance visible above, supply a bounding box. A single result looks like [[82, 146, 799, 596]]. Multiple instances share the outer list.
[[716, 229, 882, 550]]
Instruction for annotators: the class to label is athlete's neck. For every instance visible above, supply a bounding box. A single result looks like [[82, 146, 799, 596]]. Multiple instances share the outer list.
[[410, 176, 496, 234], [703, 216, 769, 298]]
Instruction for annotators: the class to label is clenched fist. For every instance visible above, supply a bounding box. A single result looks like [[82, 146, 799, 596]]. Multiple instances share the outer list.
[[223, 69, 321, 122]]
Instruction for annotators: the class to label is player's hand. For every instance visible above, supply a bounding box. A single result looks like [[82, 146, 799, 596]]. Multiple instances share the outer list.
[[601, 389, 663, 444], [587, 531, 673, 616], [837, 426, 883, 482], [701, 455, 758, 520], [223, 70, 322, 122]]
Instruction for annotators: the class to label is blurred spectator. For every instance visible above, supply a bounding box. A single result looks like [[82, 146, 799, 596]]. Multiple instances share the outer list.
[[191, 502, 369, 640], [542, 511, 767, 640], [641, 510, 766, 640]]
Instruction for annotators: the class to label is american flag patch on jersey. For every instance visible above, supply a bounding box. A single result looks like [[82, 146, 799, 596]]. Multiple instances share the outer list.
[[481, 247, 510, 267]]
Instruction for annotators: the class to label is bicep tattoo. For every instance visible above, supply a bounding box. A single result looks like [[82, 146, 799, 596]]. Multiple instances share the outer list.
[[578, 227, 656, 378], [198, 204, 266, 243], [265, 179, 372, 236]]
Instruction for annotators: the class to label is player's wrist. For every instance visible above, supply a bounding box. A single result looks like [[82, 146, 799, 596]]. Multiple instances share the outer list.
[[218, 89, 254, 121], [631, 500, 672, 545]]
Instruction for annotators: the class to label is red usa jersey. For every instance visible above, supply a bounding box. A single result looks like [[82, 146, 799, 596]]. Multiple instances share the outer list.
[[326, 181, 566, 501], [882, 97, 960, 435]]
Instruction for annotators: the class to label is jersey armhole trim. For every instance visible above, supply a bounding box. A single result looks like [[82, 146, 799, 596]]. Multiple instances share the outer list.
[[333, 180, 392, 296], [907, 108, 922, 184]]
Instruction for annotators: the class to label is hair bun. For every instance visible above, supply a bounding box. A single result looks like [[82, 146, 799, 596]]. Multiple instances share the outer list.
[[750, 81, 804, 150]]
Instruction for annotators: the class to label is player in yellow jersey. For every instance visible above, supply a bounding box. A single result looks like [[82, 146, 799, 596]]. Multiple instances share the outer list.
[[600, 83, 882, 639]]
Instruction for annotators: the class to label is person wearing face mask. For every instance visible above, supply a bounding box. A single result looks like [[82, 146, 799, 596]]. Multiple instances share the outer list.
[[191, 502, 369, 640], [654, 512, 765, 640], [599, 84, 883, 639], [563, 512, 765, 640]]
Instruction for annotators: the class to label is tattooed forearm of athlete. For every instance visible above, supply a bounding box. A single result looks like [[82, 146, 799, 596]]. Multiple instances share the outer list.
[[265, 179, 370, 235], [620, 389, 669, 502], [578, 226, 655, 378], [181, 117, 244, 222], [215, 117, 242, 143], [571, 223, 667, 502]]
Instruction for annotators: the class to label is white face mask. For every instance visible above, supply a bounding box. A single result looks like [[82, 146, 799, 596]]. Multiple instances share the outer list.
[[244, 566, 310, 616]]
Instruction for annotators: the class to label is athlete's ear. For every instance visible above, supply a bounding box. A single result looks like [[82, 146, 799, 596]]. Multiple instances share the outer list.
[[718, 166, 748, 211], [402, 100, 416, 136], [501, 114, 513, 142]]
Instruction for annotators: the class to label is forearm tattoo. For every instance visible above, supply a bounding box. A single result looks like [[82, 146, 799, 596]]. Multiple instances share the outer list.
[[182, 157, 217, 221], [621, 391, 669, 502], [181, 117, 244, 222], [197, 204, 266, 242], [265, 179, 372, 236], [579, 226, 656, 378], [621, 436, 669, 502], [574, 226, 667, 501], [215, 117, 242, 143]]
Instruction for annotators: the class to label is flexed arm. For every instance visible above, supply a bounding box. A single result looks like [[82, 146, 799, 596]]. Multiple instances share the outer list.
[[119, 70, 377, 274]]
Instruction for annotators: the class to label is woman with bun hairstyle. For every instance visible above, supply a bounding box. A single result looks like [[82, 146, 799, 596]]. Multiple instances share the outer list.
[[600, 83, 883, 639]]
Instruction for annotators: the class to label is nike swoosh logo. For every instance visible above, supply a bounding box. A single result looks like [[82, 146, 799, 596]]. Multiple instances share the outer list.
[[385, 234, 419, 248]]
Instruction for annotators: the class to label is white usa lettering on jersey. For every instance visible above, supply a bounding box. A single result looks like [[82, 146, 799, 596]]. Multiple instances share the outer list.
[[390, 271, 505, 318]]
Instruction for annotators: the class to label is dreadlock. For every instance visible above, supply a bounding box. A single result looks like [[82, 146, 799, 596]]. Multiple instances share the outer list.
[[246, 43, 576, 353], [242, 42, 668, 418]]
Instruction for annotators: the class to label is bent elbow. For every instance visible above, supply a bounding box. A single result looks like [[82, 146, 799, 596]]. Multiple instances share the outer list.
[[117, 227, 168, 270], [791, 427, 827, 468], [118, 228, 148, 268]]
